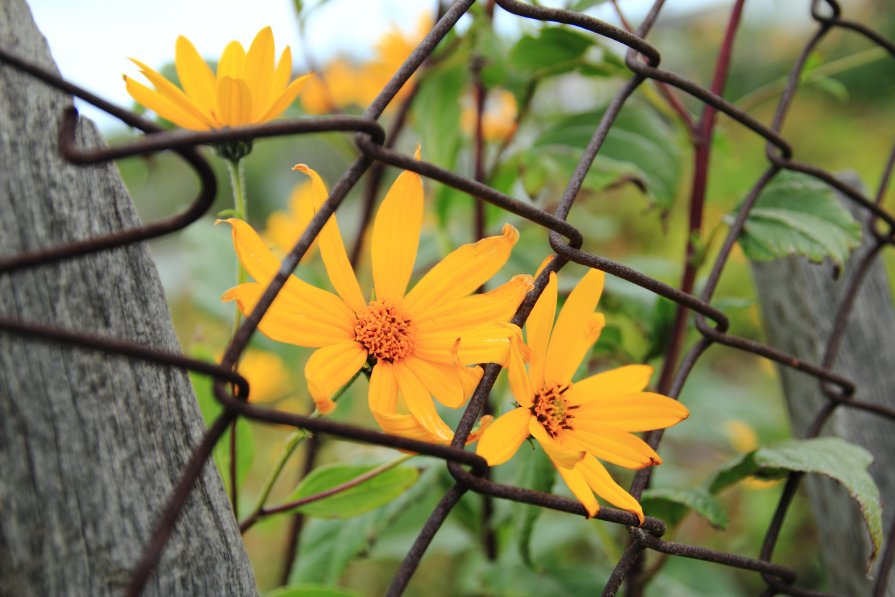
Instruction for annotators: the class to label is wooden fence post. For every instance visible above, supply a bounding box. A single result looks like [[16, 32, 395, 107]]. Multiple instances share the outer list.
[[0, 1, 256, 594]]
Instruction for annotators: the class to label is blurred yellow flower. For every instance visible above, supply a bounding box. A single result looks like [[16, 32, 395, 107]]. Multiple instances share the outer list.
[[264, 180, 317, 259], [476, 269, 689, 522], [221, 152, 532, 444], [724, 419, 759, 454], [299, 15, 431, 113], [237, 349, 289, 403], [125, 27, 310, 130], [300, 59, 361, 115], [461, 89, 519, 142]]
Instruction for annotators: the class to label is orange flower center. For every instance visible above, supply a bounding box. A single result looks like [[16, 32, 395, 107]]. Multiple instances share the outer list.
[[354, 300, 416, 363], [531, 383, 578, 438]]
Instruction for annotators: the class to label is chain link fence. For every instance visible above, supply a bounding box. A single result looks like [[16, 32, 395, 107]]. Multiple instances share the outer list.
[[1, 0, 894, 595]]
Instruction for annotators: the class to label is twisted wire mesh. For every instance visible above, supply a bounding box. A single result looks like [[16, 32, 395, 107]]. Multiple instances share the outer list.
[[1, 0, 894, 595]]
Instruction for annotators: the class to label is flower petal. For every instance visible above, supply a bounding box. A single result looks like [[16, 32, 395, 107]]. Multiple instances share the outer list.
[[372, 167, 423, 303], [265, 181, 317, 257], [565, 365, 653, 404], [402, 354, 479, 408], [573, 392, 689, 432], [243, 26, 275, 120], [554, 460, 599, 518], [475, 407, 532, 466], [414, 321, 515, 365], [270, 47, 293, 96], [175, 36, 216, 115], [402, 224, 519, 319], [393, 361, 454, 442], [293, 165, 367, 313], [219, 218, 355, 325], [222, 282, 352, 347], [217, 40, 246, 79], [216, 76, 253, 127], [123, 75, 209, 130], [526, 271, 557, 391], [128, 59, 215, 128], [415, 274, 534, 334], [505, 331, 533, 408], [578, 457, 644, 524], [305, 341, 367, 413], [368, 360, 399, 413], [258, 74, 310, 122], [530, 418, 584, 468], [566, 423, 662, 470], [545, 269, 605, 385]]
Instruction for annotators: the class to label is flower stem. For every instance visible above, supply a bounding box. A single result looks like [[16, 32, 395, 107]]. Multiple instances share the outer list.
[[241, 429, 309, 531], [226, 157, 247, 514], [239, 369, 364, 534]]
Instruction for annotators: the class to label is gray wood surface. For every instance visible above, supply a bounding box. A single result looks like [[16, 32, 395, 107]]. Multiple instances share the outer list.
[[0, 1, 256, 594], [753, 173, 895, 596]]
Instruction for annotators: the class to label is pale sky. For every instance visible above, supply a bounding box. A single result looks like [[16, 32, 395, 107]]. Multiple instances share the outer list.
[[26, 0, 782, 130]]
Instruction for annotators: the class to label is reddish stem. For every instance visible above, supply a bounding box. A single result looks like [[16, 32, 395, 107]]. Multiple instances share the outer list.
[[657, 0, 747, 395], [611, 0, 697, 137]]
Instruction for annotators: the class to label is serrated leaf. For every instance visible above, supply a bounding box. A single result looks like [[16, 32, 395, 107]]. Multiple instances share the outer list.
[[266, 585, 360, 597], [707, 438, 882, 567], [641, 487, 729, 529], [730, 172, 862, 267], [509, 27, 594, 75], [287, 463, 419, 519], [534, 101, 682, 211]]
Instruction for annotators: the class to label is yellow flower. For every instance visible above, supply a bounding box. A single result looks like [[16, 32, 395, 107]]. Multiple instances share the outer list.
[[300, 59, 361, 115], [356, 14, 432, 107], [221, 153, 533, 444], [461, 89, 519, 142], [476, 269, 689, 522], [236, 349, 289, 403], [264, 180, 317, 259], [124, 27, 310, 130]]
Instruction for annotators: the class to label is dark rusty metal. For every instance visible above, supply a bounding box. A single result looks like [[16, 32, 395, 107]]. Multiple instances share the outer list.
[[1, 0, 894, 594]]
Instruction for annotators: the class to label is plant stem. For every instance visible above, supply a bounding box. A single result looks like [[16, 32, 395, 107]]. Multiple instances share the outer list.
[[736, 46, 887, 113], [657, 0, 746, 396], [637, 3, 746, 595], [226, 157, 247, 514], [244, 429, 309, 530]]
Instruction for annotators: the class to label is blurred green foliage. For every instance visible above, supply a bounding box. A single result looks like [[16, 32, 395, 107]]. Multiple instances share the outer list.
[[110, 1, 893, 594]]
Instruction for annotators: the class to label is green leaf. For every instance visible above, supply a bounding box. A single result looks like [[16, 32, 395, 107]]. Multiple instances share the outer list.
[[571, 0, 611, 9], [707, 437, 882, 566], [730, 171, 862, 268], [266, 585, 360, 597], [511, 445, 556, 568], [413, 59, 467, 171], [509, 27, 594, 76], [641, 487, 729, 529], [286, 463, 419, 519], [291, 518, 370, 585], [534, 101, 683, 211]]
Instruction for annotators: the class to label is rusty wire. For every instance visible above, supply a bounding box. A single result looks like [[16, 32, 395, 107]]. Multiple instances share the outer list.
[[1, 0, 894, 595]]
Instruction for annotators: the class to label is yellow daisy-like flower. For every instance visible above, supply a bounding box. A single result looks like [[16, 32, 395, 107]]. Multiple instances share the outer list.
[[264, 180, 317, 259], [124, 27, 310, 131], [235, 349, 289, 403], [476, 269, 689, 522], [221, 153, 533, 444], [460, 89, 519, 142]]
